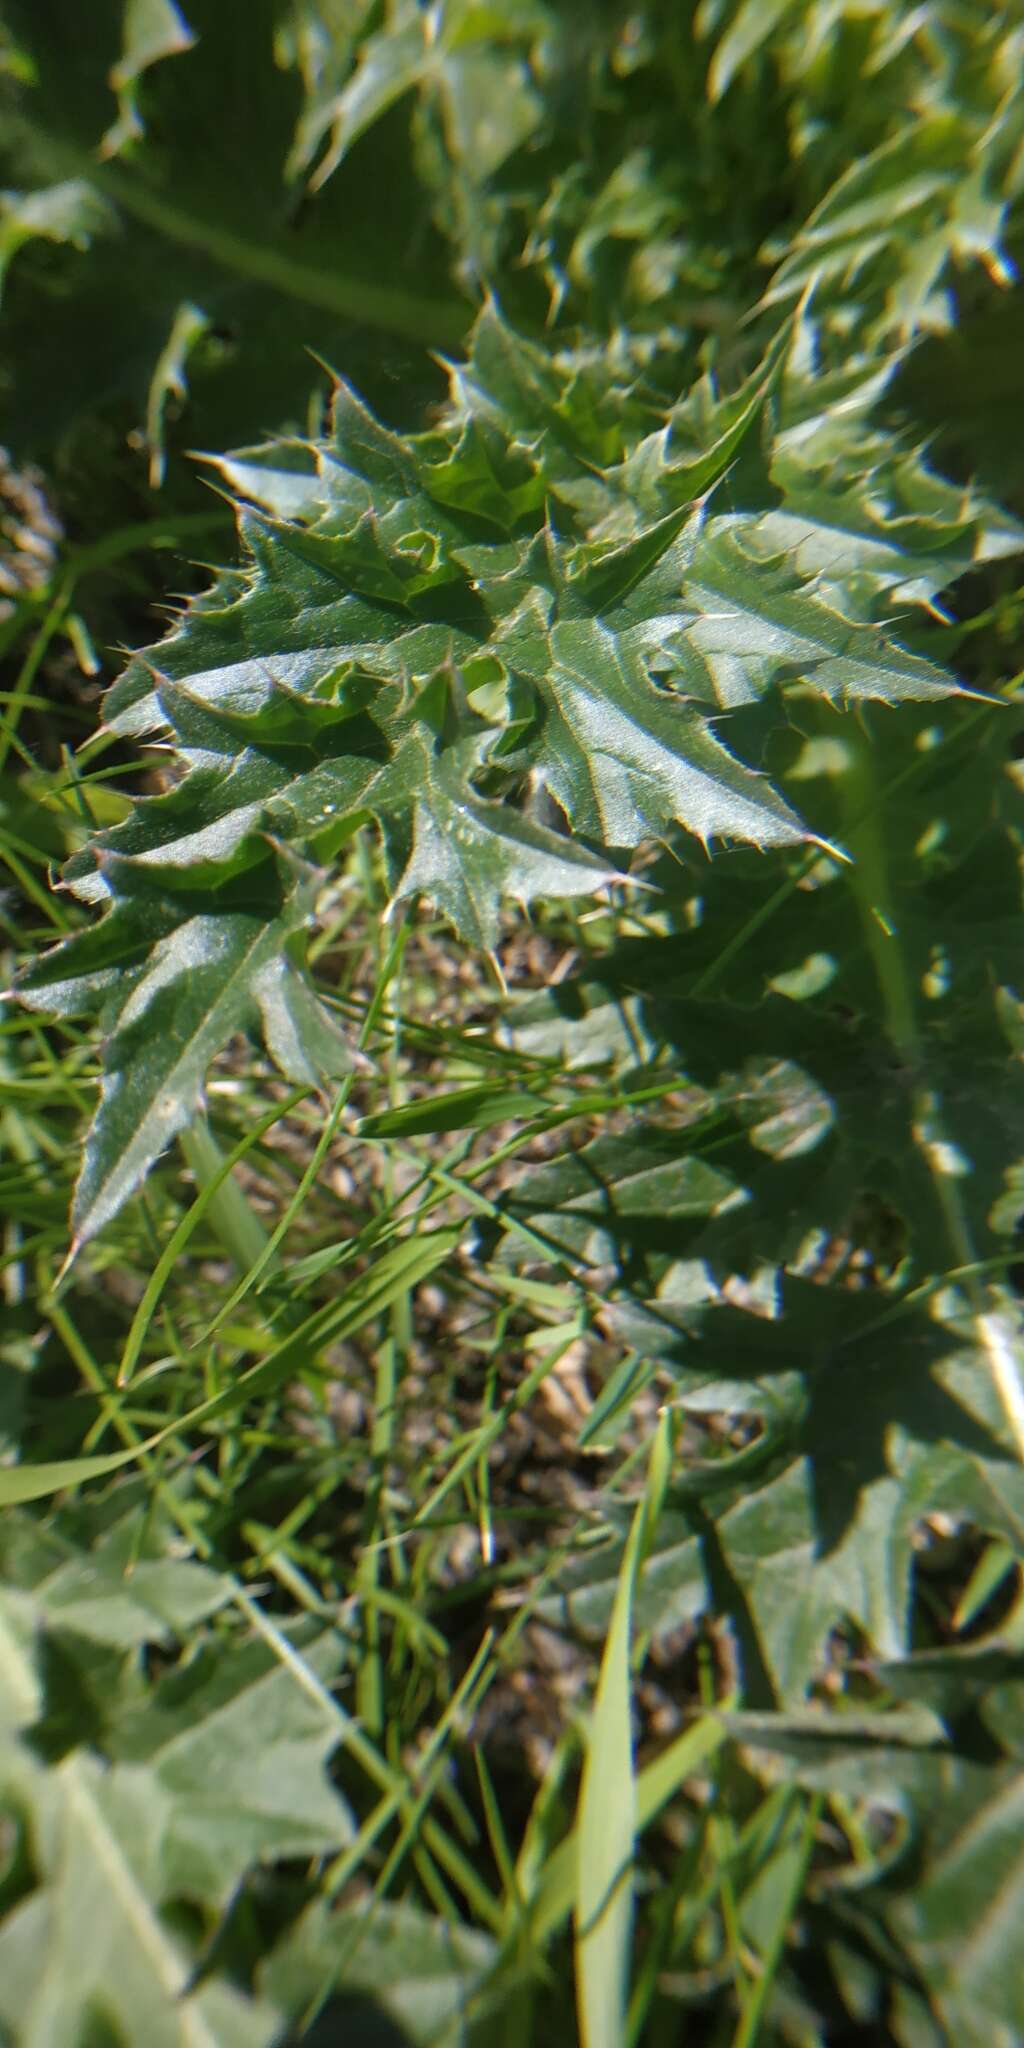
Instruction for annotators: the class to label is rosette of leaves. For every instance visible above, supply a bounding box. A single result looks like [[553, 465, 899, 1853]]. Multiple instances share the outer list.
[[15, 305, 964, 1247]]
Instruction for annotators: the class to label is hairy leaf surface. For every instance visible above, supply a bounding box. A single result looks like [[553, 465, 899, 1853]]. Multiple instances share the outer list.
[[0, 1501, 352, 2044]]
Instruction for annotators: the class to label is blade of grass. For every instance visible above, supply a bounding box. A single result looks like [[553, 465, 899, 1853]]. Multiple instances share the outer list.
[[179, 1116, 277, 1276], [412, 1317, 586, 1529], [233, 1590, 504, 1935], [0, 579, 70, 777], [730, 1793, 822, 2048], [114, 1087, 310, 1383], [525, 1708, 730, 1951], [700, 1641, 750, 2016], [575, 1408, 673, 2048], [953, 1538, 1017, 1631], [2, 1227, 461, 1504], [202, 921, 408, 1338]]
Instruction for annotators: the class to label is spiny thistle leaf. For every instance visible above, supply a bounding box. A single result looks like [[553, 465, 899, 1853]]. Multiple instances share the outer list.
[[19, 850, 355, 1249], [17, 309, 962, 1243]]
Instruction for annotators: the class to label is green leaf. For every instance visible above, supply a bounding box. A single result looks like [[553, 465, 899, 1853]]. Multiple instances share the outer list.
[[657, 524, 959, 708], [0, 1506, 353, 2044], [544, 1279, 1024, 1701], [102, 0, 196, 157], [0, 177, 115, 296], [733, 1661, 1024, 2047], [706, 0, 802, 103], [20, 303, 966, 1234], [0, 1594, 40, 1732], [763, 115, 1014, 340], [104, 1632, 355, 1898], [0, 1806, 281, 2047], [512, 690, 1024, 1705], [260, 1896, 496, 2048], [0, 1487, 231, 1622], [18, 850, 354, 1247]]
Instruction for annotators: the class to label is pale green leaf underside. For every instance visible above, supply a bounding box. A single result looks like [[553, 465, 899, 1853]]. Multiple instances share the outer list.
[[0, 1584, 350, 2047]]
